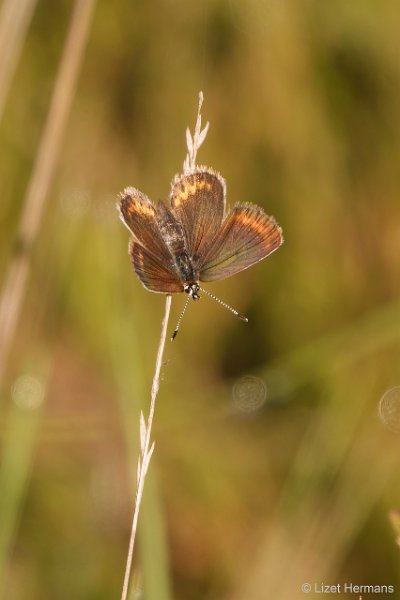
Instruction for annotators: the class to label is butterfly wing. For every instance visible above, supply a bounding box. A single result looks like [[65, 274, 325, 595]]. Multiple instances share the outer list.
[[118, 187, 183, 293], [131, 241, 183, 293], [199, 203, 283, 282], [170, 168, 226, 267], [118, 187, 173, 262]]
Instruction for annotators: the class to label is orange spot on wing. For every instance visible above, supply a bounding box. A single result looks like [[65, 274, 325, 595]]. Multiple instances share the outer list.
[[174, 187, 189, 207], [123, 201, 155, 219], [136, 203, 155, 217], [234, 212, 283, 241]]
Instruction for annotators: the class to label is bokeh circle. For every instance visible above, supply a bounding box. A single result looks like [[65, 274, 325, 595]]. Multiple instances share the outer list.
[[232, 375, 267, 413], [11, 374, 45, 410], [379, 386, 400, 433]]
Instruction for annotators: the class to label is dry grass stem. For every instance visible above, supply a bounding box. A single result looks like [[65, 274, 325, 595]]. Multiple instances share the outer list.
[[0, 0, 96, 385], [121, 294, 172, 600], [0, 0, 37, 122], [183, 91, 209, 174], [121, 91, 208, 599]]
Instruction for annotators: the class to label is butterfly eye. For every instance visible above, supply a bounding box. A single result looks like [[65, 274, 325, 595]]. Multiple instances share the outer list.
[[184, 283, 200, 299]]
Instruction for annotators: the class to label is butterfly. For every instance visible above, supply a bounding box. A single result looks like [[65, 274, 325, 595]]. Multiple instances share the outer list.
[[118, 167, 283, 338]]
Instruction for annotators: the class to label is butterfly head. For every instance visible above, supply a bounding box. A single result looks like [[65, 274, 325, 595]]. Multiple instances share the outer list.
[[184, 282, 200, 300]]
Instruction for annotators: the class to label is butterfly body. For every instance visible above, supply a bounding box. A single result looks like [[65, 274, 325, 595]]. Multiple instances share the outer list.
[[154, 201, 198, 285], [118, 167, 283, 302]]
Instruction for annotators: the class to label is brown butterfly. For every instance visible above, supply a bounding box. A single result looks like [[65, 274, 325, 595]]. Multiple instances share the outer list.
[[118, 167, 283, 338]]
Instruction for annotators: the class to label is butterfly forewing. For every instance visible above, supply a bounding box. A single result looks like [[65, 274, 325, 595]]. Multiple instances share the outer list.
[[170, 169, 226, 267], [118, 187, 172, 263], [199, 203, 283, 282], [119, 188, 185, 292]]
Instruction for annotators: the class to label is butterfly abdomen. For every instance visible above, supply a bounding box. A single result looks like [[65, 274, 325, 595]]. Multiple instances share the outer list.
[[174, 252, 197, 283], [156, 200, 197, 284]]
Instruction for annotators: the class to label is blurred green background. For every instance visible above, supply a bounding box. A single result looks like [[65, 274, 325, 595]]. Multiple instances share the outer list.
[[1, 1, 400, 598]]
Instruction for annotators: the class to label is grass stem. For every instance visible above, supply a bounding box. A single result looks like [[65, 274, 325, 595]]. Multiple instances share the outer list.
[[121, 294, 172, 600]]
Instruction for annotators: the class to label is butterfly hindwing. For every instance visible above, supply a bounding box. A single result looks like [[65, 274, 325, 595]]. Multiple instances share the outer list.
[[130, 241, 184, 293], [199, 203, 283, 282]]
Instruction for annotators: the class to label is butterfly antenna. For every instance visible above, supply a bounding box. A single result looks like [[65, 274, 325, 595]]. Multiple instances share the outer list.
[[199, 287, 248, 323], [171, 295, 191, 340]]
